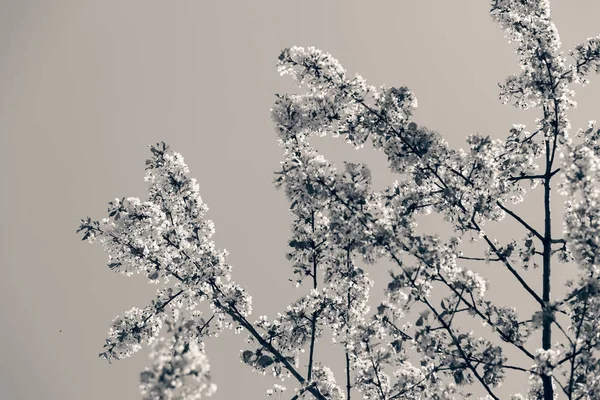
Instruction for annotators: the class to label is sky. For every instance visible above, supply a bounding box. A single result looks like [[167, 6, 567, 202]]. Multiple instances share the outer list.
[[1, 1, 600, 399]]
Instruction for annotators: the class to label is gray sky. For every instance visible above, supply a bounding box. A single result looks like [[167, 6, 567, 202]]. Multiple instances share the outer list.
[[2, 1, 600, 399]]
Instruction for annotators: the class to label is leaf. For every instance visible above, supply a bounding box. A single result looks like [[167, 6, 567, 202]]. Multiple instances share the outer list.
[[99, 352, 112, 364], [453, 369, 465, 385], [242, 350, 254, 365], [416, 316, 424, 327], [257, 355, 274, 368]]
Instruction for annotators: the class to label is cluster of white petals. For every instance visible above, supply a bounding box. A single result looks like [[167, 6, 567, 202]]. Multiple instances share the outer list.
[[139, 334, 216, 400]]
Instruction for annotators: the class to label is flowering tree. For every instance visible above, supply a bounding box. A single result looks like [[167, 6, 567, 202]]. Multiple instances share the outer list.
[[77, 1, 600, 399]]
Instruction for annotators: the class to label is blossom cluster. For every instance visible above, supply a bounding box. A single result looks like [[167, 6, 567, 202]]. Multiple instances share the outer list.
[[139, 333, 216, 400]]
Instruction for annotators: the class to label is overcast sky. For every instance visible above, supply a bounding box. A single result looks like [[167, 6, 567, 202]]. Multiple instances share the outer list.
[[2, 1, 600, 399]]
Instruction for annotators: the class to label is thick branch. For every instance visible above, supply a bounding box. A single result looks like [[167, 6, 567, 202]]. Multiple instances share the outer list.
[[307, 210, 319, 382]]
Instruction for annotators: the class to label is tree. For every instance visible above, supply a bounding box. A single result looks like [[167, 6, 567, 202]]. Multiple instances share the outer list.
[[77, 1, 600, 399]]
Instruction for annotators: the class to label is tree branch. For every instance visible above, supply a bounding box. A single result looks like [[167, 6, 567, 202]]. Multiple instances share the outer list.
[[497, 202, 544, 242], [307, 210, 319, 382]]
